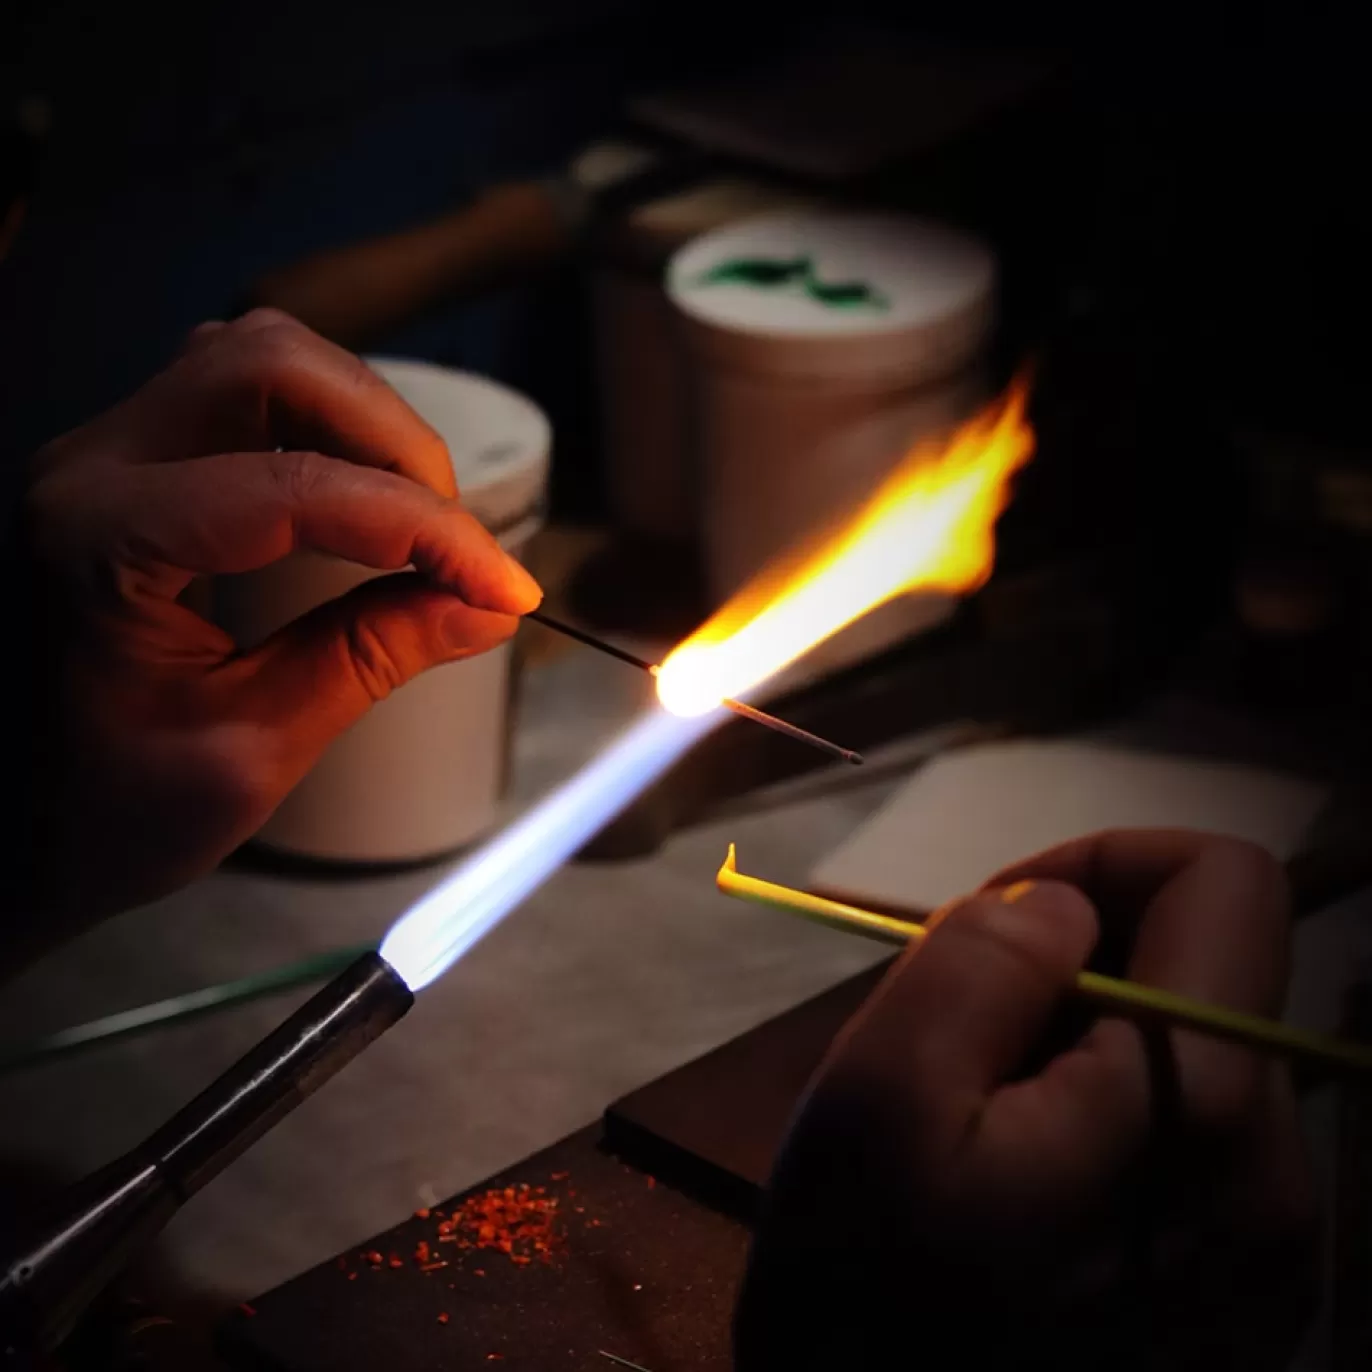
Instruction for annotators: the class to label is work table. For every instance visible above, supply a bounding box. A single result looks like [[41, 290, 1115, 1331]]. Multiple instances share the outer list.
[[1, 612, 1369, 1369]]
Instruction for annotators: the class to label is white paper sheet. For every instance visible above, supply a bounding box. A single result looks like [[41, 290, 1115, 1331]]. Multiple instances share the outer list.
[[810, 740, 1328, 915]]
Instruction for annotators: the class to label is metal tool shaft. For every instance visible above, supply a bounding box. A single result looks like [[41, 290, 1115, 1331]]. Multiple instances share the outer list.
[[720, 697, 863, 765], [0, 953, 413, 1357], [525, 609, 657, 673], [525, 610, 863, 765]]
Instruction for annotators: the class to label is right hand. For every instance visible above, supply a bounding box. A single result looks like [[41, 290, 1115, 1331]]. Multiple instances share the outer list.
[[735, 830, 1319, 1372]]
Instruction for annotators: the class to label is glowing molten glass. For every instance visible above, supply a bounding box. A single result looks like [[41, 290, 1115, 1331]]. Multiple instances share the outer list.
[[654, 382, 1034, 717]]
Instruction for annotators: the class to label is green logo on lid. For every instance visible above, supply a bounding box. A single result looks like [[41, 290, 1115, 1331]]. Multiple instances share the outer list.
[[693, 254, 890, 311]]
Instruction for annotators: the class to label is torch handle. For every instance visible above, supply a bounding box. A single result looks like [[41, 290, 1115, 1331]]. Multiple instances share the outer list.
[[1, 953, 412, 1358], [150, 952, 412, 1197]]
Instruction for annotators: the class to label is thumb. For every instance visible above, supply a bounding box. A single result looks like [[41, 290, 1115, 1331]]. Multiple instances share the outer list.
[[221, 571, 517, 775], [843, 880, 1099, 1122]]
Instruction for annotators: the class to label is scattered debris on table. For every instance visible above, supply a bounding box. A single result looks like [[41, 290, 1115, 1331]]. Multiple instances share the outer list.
[[599, 1352, 654, 1372], [339, 1170, 622, 1282]]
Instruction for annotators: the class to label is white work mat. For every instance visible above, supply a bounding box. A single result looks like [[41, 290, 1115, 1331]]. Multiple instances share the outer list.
[[809, 740, 1328, 916]]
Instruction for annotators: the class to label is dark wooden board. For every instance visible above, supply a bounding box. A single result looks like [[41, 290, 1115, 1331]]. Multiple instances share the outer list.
[[218, 1129, 747, 1372], [219, 965, 889, 1370], [603, 963, 892, 1217]]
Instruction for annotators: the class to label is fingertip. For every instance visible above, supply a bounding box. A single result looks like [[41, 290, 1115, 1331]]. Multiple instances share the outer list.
[[361, 363, 457, 499], [850, 879, 1103, 1103], [1204, 835, 1290, 917], [421, 507, 543, 614], [500, 551, 543, 614], [937, 879, 1099, 986]]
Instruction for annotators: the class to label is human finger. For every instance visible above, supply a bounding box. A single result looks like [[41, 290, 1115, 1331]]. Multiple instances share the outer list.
[[219, 571, 517, 771], [93, 310, 457, 496], [984, 832, 1292, 1140], [983, 829, 1256, 936], [834, 880, 1099, 1158], [49, 450, 540, 614], [1123, 837, 1291, 1129]]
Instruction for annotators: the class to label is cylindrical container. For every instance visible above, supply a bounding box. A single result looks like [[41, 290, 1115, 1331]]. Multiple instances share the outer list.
[[668, 212, 996, 690], [215, 358, 550, 862], [591, 178, 820, 543]]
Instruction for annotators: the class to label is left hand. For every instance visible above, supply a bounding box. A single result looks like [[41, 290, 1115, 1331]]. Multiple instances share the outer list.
[[13, 311, 540, 950]]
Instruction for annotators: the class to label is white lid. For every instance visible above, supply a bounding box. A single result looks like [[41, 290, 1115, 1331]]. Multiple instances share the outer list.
[[364, 357, 550, 535], [668, 212, 995, 383], [567, 139, 660, 193]]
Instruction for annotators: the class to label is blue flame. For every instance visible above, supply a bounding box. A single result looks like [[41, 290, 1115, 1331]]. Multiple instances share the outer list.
[[380, 707, 719, 990]]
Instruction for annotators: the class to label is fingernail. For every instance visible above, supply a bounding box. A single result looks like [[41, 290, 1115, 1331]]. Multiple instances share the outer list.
[[501, 550, 543, 611], [976, 879, 1097, 954]]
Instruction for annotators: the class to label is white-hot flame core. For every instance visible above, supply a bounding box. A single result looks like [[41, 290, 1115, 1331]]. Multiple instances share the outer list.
[[380, 707, 718, 991]]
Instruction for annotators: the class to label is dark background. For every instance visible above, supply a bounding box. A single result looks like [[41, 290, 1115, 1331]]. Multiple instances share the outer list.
[[3, 1, 1368, 453], [2, 0, 1370, 668]]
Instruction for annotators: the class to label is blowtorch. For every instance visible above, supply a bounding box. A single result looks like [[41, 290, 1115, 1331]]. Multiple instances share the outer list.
[[0, 952, 412, 1361]]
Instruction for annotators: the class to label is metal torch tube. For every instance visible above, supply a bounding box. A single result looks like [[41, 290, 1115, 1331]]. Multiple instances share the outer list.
[[0, 952, 412, 1359]]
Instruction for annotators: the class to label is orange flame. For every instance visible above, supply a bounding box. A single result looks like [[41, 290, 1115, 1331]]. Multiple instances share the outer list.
[[655, 380, 1034, 717]]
